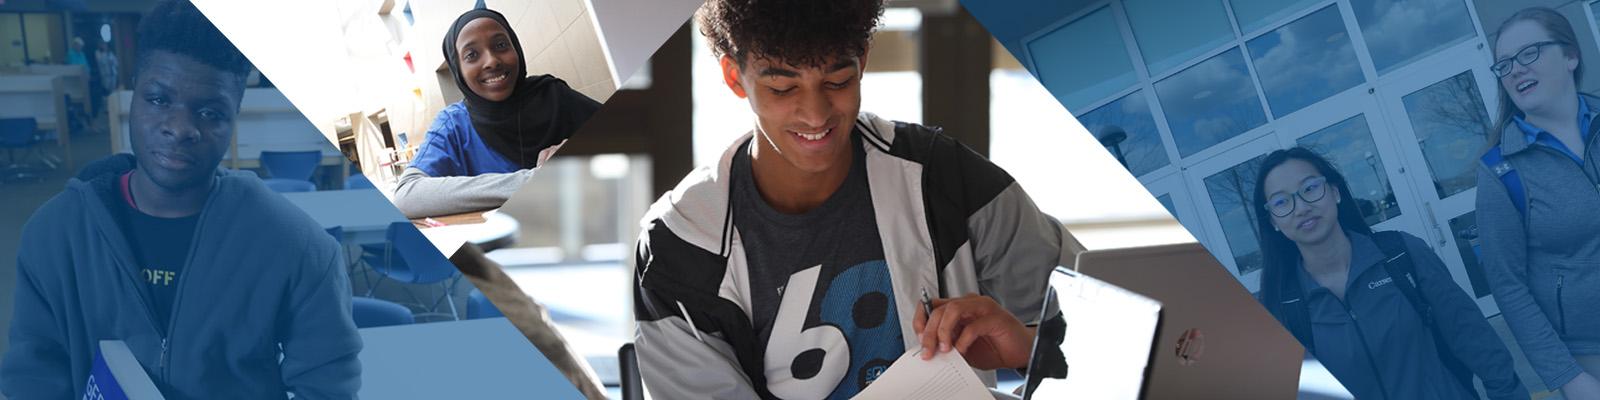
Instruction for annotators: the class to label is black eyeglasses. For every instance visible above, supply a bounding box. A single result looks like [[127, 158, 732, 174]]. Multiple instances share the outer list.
[[1492, 41, 1565, 78], [1263, 176, 1328, 218]]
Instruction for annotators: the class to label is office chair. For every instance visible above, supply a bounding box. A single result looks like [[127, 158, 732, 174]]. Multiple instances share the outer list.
[[363, 222, 462, 320], [619, 343, 643, 400], [0, 118, 48, 182], [466, 288, 504, 319], [351, 297, 415, 328], [259, 150, 321, 183]]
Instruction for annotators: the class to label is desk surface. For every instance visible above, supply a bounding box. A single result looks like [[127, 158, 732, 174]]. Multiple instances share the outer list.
[[357, 318, 582, 399], [282, 189, 406, 233], [419, 211, 520, 255]]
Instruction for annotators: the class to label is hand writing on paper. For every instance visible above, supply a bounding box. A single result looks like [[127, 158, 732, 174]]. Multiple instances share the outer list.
[[914, 294, 1034, 370]]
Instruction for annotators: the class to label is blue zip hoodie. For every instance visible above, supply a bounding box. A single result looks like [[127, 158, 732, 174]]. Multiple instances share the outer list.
[[1477, 93, 1600, 390], [1277, 230, 1525, 400], [2, 154, 362, 399]]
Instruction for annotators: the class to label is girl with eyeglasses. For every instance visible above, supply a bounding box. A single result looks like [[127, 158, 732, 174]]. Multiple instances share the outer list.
[[1254, 148, 1526, 399], [1479, 7, 1600, 399]]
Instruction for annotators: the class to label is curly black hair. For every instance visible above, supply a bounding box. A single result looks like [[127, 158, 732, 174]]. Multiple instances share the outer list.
[[135, 0, 252, 82], [697, 0, 885, 68]]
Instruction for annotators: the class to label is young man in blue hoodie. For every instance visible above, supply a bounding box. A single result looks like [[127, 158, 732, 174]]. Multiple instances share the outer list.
[[1, 1, 362, 398]]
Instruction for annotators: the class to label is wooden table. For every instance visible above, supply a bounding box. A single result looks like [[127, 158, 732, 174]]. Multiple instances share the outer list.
[[414, 210, 521, 254]]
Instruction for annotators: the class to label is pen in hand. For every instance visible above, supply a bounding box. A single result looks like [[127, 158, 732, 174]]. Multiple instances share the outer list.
[[921, 287, 934, 319], [920, 287, 937, 359]]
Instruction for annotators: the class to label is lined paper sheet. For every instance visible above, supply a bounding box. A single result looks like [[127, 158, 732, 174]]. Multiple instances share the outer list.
[[852, 348, 991, 400]]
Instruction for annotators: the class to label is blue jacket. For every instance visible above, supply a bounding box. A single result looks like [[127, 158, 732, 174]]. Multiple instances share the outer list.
[[2, 154, 362, 399], [1269, 230, 1525, 400], [410, 101, 522, 177], [1477, 93, 1600, 390]]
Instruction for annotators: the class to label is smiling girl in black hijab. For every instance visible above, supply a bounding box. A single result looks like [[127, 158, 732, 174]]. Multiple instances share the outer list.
[[392, 7, 600, 219]]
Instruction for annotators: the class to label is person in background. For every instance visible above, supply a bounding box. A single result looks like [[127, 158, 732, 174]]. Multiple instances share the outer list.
[[66, 37, 89, 67], [391, 7, 600, 219], [1254, 147, 1525, 400], [1, 1, 361, 398], [97, 40, 119, 93], [93, 40, 119, 118], [1478, 6, 1600, 399]]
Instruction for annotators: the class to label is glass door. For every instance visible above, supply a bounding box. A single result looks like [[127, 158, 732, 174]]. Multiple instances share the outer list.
[[1185, 132, 1279, 292], [1374, 40, 1501, 315]]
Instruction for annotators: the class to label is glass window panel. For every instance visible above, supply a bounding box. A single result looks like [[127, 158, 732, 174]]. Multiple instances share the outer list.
[[1351, 0, 1475, 74], [1205, 154, 1267, 277], [1248, 5, 1365, 118], [1155, 48, 1267, 157], [1027, 7, 1137, 112], [1074, 90, 1171, 177], [1124, 0, 1235, 74], [1402, 71, 1490, 199], [22, 13, 59, 64], [1449, 212, 1491, 298], [1158, 194, 1177, 217], [1230, 0, 1324, 34], [0, 15, 24, 67], [1295, 114, 1401, 226]]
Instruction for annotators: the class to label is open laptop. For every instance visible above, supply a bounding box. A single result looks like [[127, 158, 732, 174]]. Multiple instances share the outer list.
[[1023, 242, 1302, 399]]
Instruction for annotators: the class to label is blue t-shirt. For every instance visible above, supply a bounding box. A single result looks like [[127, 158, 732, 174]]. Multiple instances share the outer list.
[[410, 102, 522, 177]]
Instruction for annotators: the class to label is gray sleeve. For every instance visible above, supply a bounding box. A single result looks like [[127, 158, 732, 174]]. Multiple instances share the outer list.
[[390, 166, 533, 219], [1477, 165, 1583, 389], [636, 316, 762, 399], [968, 183, 1070, 324]]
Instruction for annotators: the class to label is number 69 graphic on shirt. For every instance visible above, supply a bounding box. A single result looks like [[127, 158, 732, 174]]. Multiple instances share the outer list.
[[764, 265, 849, 399]]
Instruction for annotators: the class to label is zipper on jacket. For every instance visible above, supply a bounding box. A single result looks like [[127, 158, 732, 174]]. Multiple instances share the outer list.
[[159, 338, 169, 369], [1336, 296, 1390, 400], [154, 176, 221, 381], [158, 195, 214, 381], [1557, 274, 1568, 336]]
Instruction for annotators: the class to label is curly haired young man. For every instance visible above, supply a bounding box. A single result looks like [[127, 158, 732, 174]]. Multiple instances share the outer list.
[[631, 1, 1082, 398]]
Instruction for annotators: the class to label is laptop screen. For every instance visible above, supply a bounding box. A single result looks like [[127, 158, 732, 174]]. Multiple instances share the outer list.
[[1023, 267, 1162, 399]]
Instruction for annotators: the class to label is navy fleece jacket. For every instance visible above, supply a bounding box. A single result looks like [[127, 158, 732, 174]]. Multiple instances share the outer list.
[[1, 154, 362, 399]]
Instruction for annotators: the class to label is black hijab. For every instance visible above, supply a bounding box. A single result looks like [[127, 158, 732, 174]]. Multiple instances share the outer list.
[[442, 8, 600, 169]]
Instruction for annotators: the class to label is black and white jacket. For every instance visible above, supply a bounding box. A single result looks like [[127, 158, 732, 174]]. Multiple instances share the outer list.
[[632, 113, 1083, 399]]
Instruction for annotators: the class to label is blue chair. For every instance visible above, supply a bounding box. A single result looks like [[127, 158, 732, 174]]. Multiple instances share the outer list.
[[259, 150, 322, 182], [364, 222, 462, 320], [466, 288, 504, 319], [264, 178, 316, 193], [351, 297, 414, 328], [0, 118, 43, 182], [345, 173, 376, 190]]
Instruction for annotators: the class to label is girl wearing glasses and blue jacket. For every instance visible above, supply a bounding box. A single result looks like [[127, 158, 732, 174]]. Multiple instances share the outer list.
[[1255, 148, 1526, 399], [1478, 7, 1600, 399]]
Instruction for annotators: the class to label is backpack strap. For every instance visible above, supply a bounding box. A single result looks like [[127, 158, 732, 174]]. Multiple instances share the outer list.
[[1480, 145, 1527, 217], [1370, 231, 1478, 395]]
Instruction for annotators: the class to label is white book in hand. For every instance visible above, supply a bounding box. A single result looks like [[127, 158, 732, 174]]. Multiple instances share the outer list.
[[83, 340, 166, 400]]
